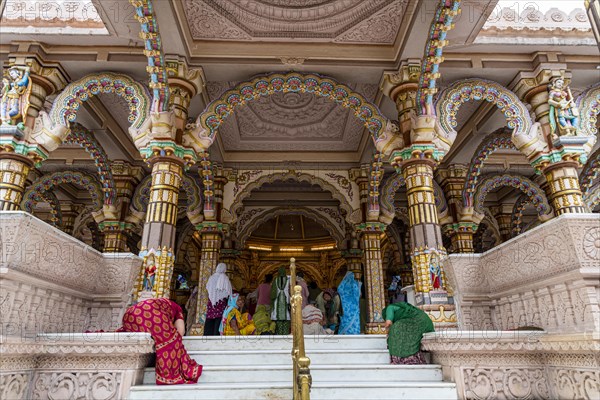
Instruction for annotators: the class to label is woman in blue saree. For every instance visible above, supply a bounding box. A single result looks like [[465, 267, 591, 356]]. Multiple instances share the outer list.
[[337, 271, 361, 335]]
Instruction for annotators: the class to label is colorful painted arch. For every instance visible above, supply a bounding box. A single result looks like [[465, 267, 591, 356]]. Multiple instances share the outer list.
[[474, 174, 553, 220], [197, 72, 389, 143], [22, 170, 104, 214]]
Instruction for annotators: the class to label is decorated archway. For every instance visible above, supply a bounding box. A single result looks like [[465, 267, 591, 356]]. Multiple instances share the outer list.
[[236, 207, 346, 248], [463, 128, 517, 207], [22, 171, 104, 217], [32, 73, 151, 153], [227, 171, 359, 225], [195, 72, 389, 148], [473, 174, 553, 221], [64, 124, 116, 205], [576, 82, 600, 138], [435, 78, 535, 157]]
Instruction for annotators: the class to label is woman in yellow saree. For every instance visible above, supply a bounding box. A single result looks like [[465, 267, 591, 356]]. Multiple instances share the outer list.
[[221, 293, 257, 336]]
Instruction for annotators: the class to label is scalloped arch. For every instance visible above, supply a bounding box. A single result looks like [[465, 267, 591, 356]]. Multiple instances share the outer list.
[[50, 72, 150, 131], [511, 194, 530, 237], [236, 207, 346, 248], [435, 78, 532, 145], [580, 147, 600, 193], [198, 72, 389, 143], [65, 124, 116, 205], [22, 171, 104, 213], [230, 171, 356, 224], [583, 184, 600, 211], [463, 128, 517, 207], [577, 82, 600, 138], [41, 191, 63, 228], [473, 174, 553, 220]]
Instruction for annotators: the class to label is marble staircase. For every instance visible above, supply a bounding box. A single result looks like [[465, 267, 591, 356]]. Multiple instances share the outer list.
[[128, 335, 458, 400]]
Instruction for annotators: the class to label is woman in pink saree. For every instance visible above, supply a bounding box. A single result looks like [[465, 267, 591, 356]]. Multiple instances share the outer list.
[[118, 298, 202, 385]]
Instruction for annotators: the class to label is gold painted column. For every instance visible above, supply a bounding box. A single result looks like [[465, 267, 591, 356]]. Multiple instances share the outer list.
[[491, 205, 515, 242], [443, 223, 477, 253], [399, 159, 456, 327], [134, 156, 183, 300], [543, 162, 586, 214], [357, 224, 387, 334], [0, 154, 33, 210], [514, 67, 587, 215], [189, 227, 223, 335]]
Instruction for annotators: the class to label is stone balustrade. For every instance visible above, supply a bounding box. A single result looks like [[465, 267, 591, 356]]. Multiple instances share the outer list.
[[0, 211, 142, 335], [444, 213, 600, 333], [422, 330, 600, 400], [0, 333, 154, 400]]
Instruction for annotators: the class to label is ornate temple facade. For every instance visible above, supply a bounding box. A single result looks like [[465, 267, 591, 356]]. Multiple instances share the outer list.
[[0, 1, 599, 399]]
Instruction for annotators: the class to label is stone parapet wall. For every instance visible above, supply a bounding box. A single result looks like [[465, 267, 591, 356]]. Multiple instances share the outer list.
[[422, 331, 600, 400], [0, 212, 142, 334], [445, 214, 600, 333], [0, 333, 154, 400]]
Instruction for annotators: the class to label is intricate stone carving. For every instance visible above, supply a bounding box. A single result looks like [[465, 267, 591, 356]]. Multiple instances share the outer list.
[[445, 214, 600, 333], [183, 0, 406, 44], [334, 1, 406, 44]]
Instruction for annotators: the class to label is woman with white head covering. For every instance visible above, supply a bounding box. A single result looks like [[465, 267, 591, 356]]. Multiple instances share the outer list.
[[204, 263, 232, 336]]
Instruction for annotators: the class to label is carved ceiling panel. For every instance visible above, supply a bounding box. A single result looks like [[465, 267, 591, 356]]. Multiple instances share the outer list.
[[207, 81, 378, 152], [182, 0, 407, 44]]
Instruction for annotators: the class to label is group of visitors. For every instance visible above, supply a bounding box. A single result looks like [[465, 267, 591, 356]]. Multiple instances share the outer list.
[[203, 264, 365, 337], [113, 262, 435, 386]]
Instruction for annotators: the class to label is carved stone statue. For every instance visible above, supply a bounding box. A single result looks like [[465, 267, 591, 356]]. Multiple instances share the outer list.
[[548, 77, 580, 138], [142, 253, 157, 291], [1, 66, 31, 127]]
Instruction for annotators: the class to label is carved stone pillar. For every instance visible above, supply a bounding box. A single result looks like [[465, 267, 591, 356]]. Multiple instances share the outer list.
[[514, 66, 587, 214], [491, 205, 514, 242], [60, 203, 81, 235], [166, 58, 205, 131], [357, 224, 387, 334], [443, 222, 477, 253], [101, 162, 144, 253], [0, 154, 33, 210], [134, 156, 184, 300], [189, 226, 223, 335], [544, 162, 587, 214], [398, 158, 456, 327], [343, 249, 364, 281]]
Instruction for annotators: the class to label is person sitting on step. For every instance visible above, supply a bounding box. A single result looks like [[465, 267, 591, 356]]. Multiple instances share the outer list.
[[221, 293, 257, 336]]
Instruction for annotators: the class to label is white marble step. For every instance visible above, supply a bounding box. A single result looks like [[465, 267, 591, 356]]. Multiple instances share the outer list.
[[128, 382, 292, 400], [185, 348, 391, 366], [129, 381, 457, 400], [142, 364, 444, 385], [182, 334, 388, 351]]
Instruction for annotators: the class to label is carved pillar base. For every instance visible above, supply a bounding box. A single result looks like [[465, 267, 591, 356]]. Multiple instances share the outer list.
[[544, 162, 586, 214], [189, 229, 222, 335], [0, 154, 33, 211]]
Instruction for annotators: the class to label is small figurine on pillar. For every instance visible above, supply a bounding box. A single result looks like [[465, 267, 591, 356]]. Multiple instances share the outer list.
[[548, 77, 580, 140], [1, 66, 31, 128], [135, 247, 175, 301]]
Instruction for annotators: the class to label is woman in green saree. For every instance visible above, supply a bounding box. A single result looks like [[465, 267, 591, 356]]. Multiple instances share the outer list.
[[383, 302, 434, 365]]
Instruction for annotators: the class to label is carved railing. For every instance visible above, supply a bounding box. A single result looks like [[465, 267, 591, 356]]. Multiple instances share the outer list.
[[290, 257, 312, 400]]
